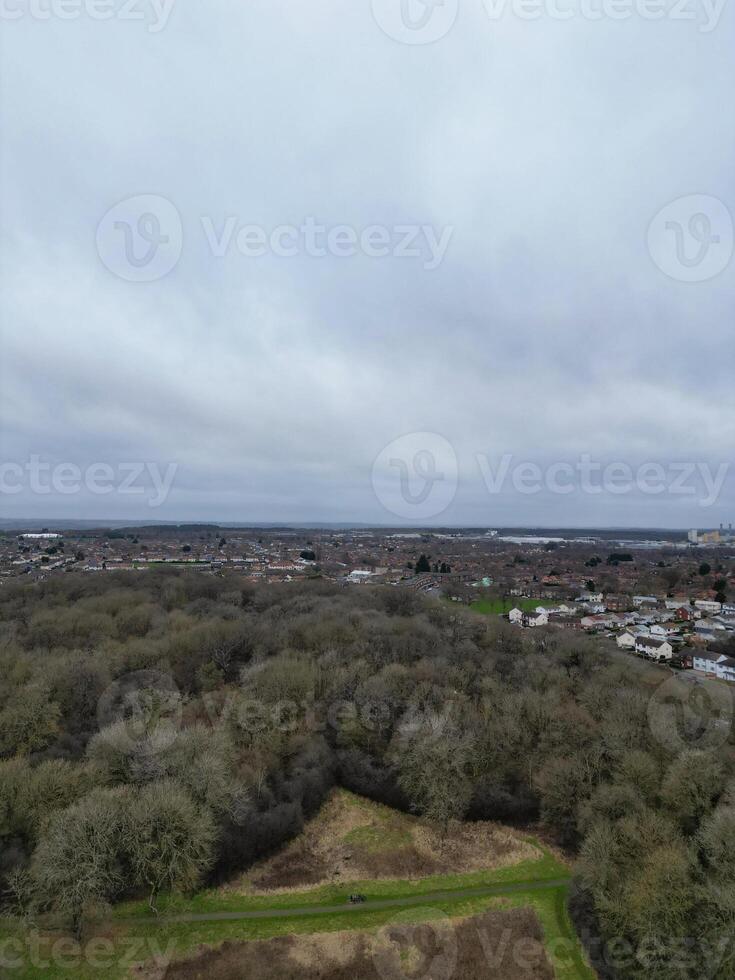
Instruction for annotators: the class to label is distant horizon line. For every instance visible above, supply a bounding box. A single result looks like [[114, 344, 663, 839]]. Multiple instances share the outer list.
[[0, 518, 723, 534]]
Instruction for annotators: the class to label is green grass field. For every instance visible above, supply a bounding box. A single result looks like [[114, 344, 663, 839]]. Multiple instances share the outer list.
[[470, 596, 542, 615], [0, 836, 594, 980]]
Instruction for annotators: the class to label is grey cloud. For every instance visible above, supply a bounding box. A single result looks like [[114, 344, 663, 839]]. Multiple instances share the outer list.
[[1, 1, 733, 524]]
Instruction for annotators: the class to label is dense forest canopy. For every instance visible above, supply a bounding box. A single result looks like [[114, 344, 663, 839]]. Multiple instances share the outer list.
[[0, 571, 734, 978]]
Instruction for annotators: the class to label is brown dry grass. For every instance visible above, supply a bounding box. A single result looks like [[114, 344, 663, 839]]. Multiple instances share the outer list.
[[231, 790, 541, 895], [162, 906, 554, 980]]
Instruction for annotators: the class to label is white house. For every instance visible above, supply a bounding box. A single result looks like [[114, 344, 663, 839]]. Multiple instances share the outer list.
[[508, 608, 548, 628], [617, 630, 637, 650], [692, 652, 735, 682], [696, 619, 727, 634], [692, 651, 720, 674], [578, 591, 604, 603], [581, 615, 603, 630], [523, 611, 549, 628], [582, 613, 622, 631], [650, 623, 679, 638], [635, 636, 674, 661], [695, 599, 722, 614]]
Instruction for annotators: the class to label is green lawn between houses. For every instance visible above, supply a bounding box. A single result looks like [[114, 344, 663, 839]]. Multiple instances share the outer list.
[[470, 596, 543, 615], [0, 841, 595, 980]]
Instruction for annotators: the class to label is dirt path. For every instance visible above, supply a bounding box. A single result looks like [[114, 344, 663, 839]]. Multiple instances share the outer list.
[[147, 877, 571, 924]]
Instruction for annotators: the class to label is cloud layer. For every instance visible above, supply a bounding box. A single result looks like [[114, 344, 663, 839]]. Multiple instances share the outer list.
[[1, 0, 733, 525]]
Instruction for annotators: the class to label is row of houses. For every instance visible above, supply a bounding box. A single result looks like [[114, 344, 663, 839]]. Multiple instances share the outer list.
[[615, 618, 735, 666], [614, 614, 735, 675], [616, 631, 679, 662], [692, 651, 735, 682], [505, 593, 735, 679]]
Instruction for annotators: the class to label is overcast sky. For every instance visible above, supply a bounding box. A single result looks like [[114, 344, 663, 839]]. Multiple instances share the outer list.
[[1, 0, 733, 527]]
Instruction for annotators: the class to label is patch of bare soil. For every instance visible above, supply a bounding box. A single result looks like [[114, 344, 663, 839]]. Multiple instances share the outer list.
[[161, 906, 554, 980], [236, 791, 540, 894]]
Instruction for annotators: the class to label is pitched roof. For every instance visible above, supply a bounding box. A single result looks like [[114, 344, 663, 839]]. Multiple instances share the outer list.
[[636, 636, 670, 648]]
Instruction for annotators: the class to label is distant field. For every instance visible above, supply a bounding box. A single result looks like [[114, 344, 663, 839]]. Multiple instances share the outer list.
[[470, 596, 541, 615]]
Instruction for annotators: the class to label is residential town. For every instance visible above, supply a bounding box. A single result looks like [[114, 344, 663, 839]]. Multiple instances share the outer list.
[[2, 522, 733, 681], [506, 590, 735, 680]]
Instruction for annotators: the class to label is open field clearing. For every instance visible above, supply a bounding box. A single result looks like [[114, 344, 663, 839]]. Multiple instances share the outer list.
[[0, 793, 594, 980], [162, 905, 556, 980], [0, 883, 590, 980], [238, 790, 542, 893], [470, 596, 541, 615]]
